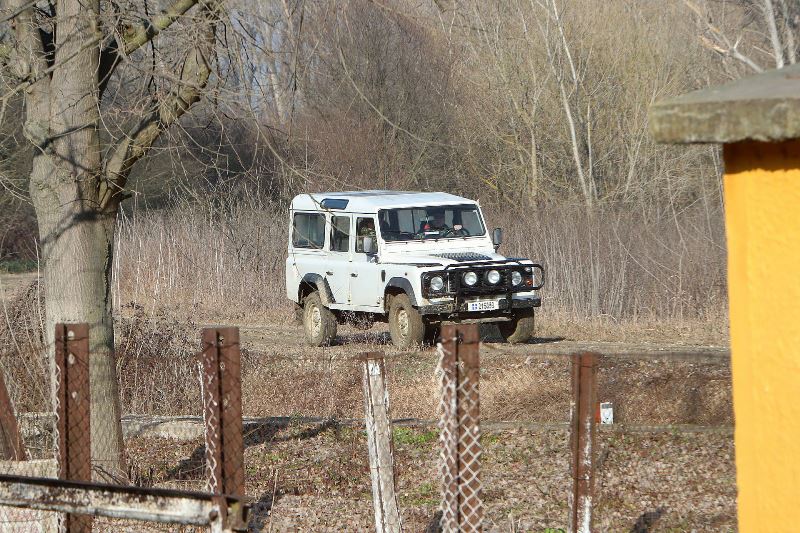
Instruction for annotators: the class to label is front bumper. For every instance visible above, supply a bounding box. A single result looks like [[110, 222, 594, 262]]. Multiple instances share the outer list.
[[418, 295, 541, 316]]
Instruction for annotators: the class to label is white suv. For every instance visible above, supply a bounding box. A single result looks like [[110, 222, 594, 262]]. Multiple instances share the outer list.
[[285, 191, 544, 348]]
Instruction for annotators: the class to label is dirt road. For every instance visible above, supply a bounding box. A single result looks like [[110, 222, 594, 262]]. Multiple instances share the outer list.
[[0, 272, 37, 305]]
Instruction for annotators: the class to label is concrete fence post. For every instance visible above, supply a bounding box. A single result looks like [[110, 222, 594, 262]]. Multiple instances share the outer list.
[[359, 352, 402, 533], [569, 352, 598, 533]]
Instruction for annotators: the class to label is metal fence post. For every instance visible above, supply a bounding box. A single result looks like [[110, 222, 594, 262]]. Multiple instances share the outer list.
[[0, 368, 25, 461], [437, 323, 482, 533], [55, 323, 92, 533], [200, 327, 246, 530], [569, 352, 598, 533], [359, 352, 403, 533]]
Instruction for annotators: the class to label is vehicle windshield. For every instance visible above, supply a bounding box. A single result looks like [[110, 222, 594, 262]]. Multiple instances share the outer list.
[[378, 204, 486, 242]]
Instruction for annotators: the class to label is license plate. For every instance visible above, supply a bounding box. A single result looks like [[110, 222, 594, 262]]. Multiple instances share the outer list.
[[467, 300, 499, 312]]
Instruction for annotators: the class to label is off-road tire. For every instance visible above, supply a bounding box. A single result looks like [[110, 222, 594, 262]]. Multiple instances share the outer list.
[[388, 294, 425, 349], [303, 291, 337, 346], [497, 309, 534, 344]]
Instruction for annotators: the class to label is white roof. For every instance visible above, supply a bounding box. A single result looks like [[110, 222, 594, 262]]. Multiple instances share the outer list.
[[290, 190, 476, 212]]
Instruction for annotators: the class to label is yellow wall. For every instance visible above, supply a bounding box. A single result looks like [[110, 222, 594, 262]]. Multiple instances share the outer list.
[[723, 140, 800, 532]]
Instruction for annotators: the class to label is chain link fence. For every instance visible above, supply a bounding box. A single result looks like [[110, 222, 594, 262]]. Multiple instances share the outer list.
[[436, 324, 484, 533], [0, 322, 247, 532]]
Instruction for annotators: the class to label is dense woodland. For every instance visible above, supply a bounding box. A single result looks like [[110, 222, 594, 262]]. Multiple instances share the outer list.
[[1, 0, 797, 323]]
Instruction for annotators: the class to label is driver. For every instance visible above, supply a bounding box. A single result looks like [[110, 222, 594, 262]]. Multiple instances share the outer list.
[[431, 210, 448, 230], [422, 209, 449, 232]]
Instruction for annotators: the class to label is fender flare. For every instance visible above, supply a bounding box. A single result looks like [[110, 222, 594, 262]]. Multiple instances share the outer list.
[[385, 277, 418, 306], [299, 273, 335, 305]]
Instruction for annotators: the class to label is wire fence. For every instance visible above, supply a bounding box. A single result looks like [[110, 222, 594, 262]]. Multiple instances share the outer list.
[[436, 324, 483, 533], [0, 310, 735, 531], [0, 323, 248, 533], [348, 326, 733, 532]]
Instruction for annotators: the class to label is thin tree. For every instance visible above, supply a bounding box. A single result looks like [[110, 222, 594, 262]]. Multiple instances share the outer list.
[[5, 0, 222, 479]]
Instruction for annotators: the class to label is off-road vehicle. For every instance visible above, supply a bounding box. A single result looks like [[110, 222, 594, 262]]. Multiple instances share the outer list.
[[286, 191, 544, 348]]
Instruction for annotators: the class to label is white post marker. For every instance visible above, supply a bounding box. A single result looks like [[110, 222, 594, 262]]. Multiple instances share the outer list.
[[599, 402, 614, 425]]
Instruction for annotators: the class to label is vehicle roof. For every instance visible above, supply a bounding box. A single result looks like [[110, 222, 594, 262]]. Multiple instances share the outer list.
[[290, 190, 477, 212]]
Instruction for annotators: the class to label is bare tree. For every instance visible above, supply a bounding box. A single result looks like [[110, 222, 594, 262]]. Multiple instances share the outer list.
[[4, 0, 221, 479], [685, 0, 800, 73]]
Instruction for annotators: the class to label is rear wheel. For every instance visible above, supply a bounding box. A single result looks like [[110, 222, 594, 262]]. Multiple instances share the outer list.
[[303, 291, 337, 346], [497, 309, 534, 344], [389, 294, 425, 349]]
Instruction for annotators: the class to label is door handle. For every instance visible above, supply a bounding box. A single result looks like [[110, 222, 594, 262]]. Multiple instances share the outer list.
[[326, 271, 334, 276], [351, 273, 358, 277]]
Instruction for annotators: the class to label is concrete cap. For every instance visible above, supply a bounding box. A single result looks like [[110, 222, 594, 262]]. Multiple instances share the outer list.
[[649, 63, 800, 144]]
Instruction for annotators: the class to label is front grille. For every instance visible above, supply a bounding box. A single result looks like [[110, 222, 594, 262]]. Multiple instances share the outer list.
[[434, 252, 493, 262]]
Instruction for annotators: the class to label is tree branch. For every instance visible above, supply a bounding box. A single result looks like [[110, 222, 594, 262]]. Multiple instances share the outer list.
[[7, 0, 51, 148], [684, 0, 765, 73], [98, 0, 203, 94], [122, 0, 202, 56], [762, 0, 785, 68], [101, 1, 220, 209]]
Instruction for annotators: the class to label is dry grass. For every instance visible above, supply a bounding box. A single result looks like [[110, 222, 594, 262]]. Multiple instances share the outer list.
[[121, 425, 736, 532], [0, 275, 731, 426], [113, 201, 287, 321], [112, 200, 729, 345], [0, 270, 734, 532]]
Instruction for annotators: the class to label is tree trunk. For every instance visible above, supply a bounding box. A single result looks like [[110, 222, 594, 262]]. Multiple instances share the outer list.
[[33, 0, 125, 479], [11, 0, 216, 481], [31, 176, 125, 479]]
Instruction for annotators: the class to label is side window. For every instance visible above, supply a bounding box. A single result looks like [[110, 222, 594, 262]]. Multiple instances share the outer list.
[[330, 215, 350, 252], [355, 217, 376, 253], [292, 213, 325, 249]]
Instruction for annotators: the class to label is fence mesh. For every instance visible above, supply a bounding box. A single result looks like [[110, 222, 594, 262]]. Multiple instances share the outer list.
[[0, 321, 246, 532], [436, 325, 483, 533], [200, 327, 245, 499]]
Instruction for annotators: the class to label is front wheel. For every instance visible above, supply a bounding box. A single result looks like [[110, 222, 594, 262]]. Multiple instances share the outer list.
[[388, 294, 425, 349], [497, 309, 534, 344], [303, 292, 337, 346]]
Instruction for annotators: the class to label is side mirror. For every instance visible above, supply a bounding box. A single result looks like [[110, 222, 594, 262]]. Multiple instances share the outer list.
[[492, 227, 503, 250], [362, 236, 378, 254]]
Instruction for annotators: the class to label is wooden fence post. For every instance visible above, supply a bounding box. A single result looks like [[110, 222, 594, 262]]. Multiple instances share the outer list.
[[360, 352, 402, 533]]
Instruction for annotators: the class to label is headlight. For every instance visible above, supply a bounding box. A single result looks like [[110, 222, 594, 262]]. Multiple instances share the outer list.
[[429, 275, 445, 292], [511, 270, 523, 286], [486, 269, 501, 285], [463, 271, 478, 286]]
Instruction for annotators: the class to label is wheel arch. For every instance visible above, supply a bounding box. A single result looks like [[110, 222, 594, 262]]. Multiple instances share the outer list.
[[384, 277, 417, 310], [298, 273, 335, 306]]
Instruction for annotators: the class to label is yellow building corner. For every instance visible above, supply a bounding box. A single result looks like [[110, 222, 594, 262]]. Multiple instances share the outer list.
[[650, 68, 800, 531]]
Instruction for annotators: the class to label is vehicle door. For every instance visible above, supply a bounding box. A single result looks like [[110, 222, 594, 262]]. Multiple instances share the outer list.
[[349, 214, 382, 309], [325, 213, 352, 305], [287, 210, 327, 298]]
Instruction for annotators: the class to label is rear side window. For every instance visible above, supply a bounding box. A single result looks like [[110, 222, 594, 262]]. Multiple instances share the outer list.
[[292, 213, 325, 249], [330, 215, 350, 252]]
